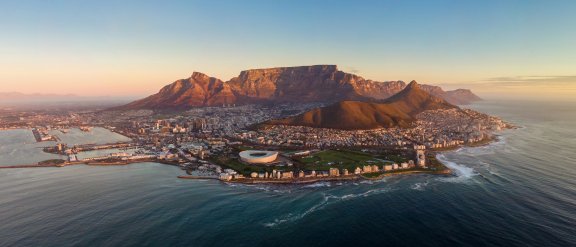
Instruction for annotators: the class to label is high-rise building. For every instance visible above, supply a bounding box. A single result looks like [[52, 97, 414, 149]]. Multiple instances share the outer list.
[[416, 150, 426, 167]]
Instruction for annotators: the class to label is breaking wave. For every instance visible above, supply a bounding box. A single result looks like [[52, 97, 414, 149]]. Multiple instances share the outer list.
[[410, 181, 429, 191], [436, 154, 478, 183], [263, 188, 393, 227], [225, 183, 293, 194], [302, 182, 332, 188]]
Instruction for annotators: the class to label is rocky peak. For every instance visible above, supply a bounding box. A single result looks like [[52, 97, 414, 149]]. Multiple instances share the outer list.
[[190, 72, 212, 81], [407, 80, 419, 88]]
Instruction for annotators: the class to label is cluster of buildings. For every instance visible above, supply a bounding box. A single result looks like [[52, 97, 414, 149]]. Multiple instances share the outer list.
[[219, 158, 426, 182], [241, 108, 509, 149], [2, 103, 508, 180], [218, 148, 428, 182], [0, 110, 88, 130]]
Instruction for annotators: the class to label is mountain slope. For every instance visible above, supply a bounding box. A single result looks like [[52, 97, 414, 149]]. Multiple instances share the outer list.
[[420, 85, 482, 105], [264, 81, 457, 130], [116, 72, 236, 110], [444, 89, 482, 105], [114, 65, 480, 110]]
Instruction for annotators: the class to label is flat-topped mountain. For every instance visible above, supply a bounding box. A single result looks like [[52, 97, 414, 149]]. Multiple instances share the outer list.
[[263, 81, 457, 130], [114, 65, 480, 110], [226, 65, 417, 103]]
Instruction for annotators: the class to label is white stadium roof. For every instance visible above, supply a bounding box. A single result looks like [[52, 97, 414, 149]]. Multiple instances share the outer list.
[[239, 150, 279, 164]]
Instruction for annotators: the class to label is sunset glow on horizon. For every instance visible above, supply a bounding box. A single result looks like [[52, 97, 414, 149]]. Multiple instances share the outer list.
[[1, 0, 575, 100]]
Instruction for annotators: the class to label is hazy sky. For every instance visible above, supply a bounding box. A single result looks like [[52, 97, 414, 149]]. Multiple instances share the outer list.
[[1, 0, 575, 99]]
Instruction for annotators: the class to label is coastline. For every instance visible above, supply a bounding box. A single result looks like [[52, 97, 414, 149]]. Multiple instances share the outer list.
[[224, 175, 362, 184], [0, 134, 510, 185], [220, 166, 455, 185], [362, 169, 452, 180], [0, 158, 178, 169]]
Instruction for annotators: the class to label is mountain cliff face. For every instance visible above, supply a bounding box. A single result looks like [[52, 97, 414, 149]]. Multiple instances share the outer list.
[[119, 72, 236, 109], [264, 81, 457, 130], [114, 65, 480, 110], [227, 65, 364, 103]]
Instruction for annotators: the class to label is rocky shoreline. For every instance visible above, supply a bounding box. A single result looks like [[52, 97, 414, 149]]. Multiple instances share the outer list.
[[207, 135, 507, 185], [2, 135, 509, 185]]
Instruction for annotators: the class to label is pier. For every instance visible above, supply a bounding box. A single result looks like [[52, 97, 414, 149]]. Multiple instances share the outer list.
[[73, 142, 134, 152], [177, 175, 219, 180], [0, 164, 60, 169], [31, 128, 58, 142], [0, 158, 173, 169]]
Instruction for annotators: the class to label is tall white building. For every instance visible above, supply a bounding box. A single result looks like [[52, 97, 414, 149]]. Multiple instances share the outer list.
[[416, 150, 426, 167]]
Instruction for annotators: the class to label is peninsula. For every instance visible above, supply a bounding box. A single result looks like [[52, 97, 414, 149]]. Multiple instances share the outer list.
[[0, 65, 510, 185]]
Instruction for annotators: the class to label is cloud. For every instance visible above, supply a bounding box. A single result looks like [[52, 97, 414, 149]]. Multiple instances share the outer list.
[[470, 76, 576, 95], [439, 75, 576, 89], [483, 75, 576, 84], [435, 75, 576, 100], [344, 66, 360, 74]]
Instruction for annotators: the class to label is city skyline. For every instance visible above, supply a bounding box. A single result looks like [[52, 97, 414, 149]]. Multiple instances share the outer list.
[[1, 0, 575, 100]]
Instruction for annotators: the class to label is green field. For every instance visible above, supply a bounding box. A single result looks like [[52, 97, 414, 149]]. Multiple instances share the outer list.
[[296, 149, 393, 171], [212, 148, 448, 177], [237, 145, 255, 151]]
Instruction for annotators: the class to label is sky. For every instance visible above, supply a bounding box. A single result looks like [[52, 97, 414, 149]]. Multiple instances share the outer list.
[[0, 0, 575, 100]]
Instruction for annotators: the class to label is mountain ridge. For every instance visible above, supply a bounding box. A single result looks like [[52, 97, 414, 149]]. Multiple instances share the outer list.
[[262, 80, 458, 130], [114, 65, 480, 110]]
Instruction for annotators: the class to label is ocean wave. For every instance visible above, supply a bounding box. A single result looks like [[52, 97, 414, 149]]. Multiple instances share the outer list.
[[263, 194, 331, 227], [334, 187, 392, 200], [360, 180, 373, 184], [454, 135, 509, 156], [273, 189, 292, 194], [410, 181, 429, 191], [302, 182, 331, 188], [256, 186, 293, 194], [263, 188, 393, 228], [436, 154, 478, 183], [359, 177, 388, 185], [225, 183, 293, 194], [459, 145, 496, 156]]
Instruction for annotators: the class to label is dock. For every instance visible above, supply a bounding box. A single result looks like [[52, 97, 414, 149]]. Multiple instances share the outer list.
[[177, 175, 219, 180]]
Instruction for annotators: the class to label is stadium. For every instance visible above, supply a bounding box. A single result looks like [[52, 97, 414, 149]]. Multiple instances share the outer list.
[[239, 150, 279, 164]]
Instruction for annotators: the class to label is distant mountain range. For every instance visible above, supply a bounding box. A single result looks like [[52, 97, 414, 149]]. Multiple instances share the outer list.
[[0, 92, 77, 100], [263, 81, 457, 130], [114, 65, 481, 110], [0, 92, 138, 110]]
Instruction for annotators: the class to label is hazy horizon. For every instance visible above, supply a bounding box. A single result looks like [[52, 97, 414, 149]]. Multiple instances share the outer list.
[[1, 0, 575, 100]]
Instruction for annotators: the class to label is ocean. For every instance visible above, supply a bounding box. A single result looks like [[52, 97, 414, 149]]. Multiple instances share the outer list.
[[0, 100, 575, 247]]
